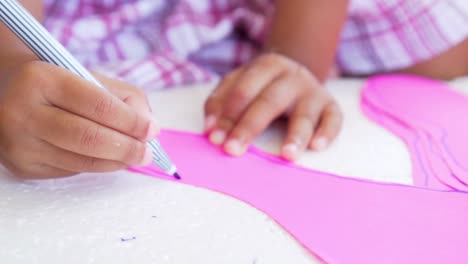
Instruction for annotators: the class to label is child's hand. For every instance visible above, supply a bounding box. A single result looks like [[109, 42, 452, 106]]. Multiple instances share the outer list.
[[0, 61, 158, 179], [204, 53, 342, 160]]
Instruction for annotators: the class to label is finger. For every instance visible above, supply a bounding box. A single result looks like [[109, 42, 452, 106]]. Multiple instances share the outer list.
[[309, 102, 343, 151], [121, 94, 159, 136], [33, 105, 153, 166], [93, 72, 152, 115], [224, 75, 298, 156], [116, 90, 161, 138], [5, 161, 75, 180], [220, 55, 288, 123], [27, 164, 76, 179], [212, 56, 286, 144], [204, 68, 243, 134], [35, 140, 127, 173], [43, 66, 157, 141], [282, 95, 326, 161]]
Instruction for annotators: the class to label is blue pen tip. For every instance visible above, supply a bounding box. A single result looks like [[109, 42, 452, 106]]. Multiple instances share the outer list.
[[173, 172, 181, 180]]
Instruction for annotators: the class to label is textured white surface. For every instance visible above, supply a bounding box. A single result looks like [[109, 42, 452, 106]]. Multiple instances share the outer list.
[[3, 77, 466, 264]]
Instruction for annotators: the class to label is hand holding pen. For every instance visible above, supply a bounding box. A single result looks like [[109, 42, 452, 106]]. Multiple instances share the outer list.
[[0, 59, 161, 178], [0, 0, 180, 179]]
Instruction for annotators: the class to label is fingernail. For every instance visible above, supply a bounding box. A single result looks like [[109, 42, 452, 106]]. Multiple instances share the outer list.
[[204, 115, 217, 132], [282, 143, 299, 161], [209, 130, 226, 145], [224, 139, 247, 156], [140, 147, 153, 166], [314, 137, 328, 151]]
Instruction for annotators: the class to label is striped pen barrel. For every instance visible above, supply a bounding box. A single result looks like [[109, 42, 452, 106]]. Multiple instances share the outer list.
[[0, 0, 180, 179]]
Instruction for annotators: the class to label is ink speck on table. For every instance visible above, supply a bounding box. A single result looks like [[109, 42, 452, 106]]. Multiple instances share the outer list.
[[120, 236, 136, 242]]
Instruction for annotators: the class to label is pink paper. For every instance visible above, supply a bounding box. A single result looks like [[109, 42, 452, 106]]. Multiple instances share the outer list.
[[361, 98, 454, 190], [130, 130, 468, 264], [362, 96, 468, 191], [362, 75, 468, 190]]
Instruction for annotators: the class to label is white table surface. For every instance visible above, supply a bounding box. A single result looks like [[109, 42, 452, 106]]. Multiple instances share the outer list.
[[2, 77, 467, 264]]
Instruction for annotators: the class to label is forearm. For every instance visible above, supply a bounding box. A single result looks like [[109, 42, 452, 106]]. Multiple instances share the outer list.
[[0, 1, 43, 74], [266, 0, 348, 82]]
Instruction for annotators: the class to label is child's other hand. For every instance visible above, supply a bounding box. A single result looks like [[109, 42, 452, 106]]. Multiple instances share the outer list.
[[204, 53, 342, 160], [0, 61, 158, 179]]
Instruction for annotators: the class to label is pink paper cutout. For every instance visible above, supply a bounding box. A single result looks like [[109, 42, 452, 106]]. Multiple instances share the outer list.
[[362, 75, 468, 190], [362, 95, 468, 191], [361, 98, 454, 190], [129, 130, 468, 264]]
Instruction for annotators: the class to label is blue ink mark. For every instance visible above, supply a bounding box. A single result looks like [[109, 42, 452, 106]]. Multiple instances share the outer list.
[[120, 236, 136, 242]]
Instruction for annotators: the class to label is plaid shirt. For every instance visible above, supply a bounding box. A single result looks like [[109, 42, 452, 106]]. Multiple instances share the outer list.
[[43, 0, 468, 90], [338, 0, 468, 75]]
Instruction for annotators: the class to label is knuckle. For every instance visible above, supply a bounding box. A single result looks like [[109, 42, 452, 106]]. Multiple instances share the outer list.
[[230, 87, 253, 105], [78, 156, 98, 171], [93, 96, 116, 119], [257, 91, 282, 107], [79, 126, 102, 150]]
